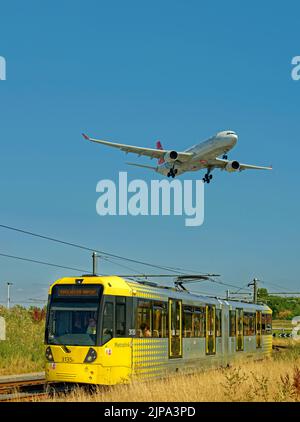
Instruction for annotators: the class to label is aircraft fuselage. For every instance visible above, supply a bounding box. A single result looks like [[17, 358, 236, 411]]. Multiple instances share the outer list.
[[157, 130, 238, 176]]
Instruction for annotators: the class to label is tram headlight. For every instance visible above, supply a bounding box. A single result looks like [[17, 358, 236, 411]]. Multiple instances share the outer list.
[[45, 346, 54, 362], [84, 348, 97, 363]]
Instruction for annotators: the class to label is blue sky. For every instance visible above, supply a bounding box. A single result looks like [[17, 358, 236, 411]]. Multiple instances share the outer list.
[[0, 1, 299, 305]]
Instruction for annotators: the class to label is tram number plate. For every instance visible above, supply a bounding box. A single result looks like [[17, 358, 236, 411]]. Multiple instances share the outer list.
[[62, 357, 74, 363]]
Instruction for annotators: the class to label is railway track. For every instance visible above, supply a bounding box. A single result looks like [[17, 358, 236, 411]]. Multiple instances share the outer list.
[[0, 372, 47, 401], [0, 373, 81, 401]]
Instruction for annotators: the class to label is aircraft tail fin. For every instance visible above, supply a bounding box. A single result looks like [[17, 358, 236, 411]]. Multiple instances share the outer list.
[[156, 140, 165, 165]]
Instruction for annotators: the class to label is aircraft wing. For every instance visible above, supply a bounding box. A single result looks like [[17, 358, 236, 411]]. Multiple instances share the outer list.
[[82, 133, 193, 162], [126, 162, 157, 170], [214, 157, 272, 171]]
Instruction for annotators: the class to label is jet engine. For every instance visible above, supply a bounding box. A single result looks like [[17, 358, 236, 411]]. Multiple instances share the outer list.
[[164, 151, 178, 162], [225, 160, 240, 172]]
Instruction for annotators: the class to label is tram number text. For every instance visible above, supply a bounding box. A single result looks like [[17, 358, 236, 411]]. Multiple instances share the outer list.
[[62, 357, 74, 363]]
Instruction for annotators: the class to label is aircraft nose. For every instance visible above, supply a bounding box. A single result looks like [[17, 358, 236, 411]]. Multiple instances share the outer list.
[[231, 134, 238, 144]]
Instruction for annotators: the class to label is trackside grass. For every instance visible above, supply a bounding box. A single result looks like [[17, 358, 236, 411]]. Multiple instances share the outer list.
[[0, 306, 45, 375], [43, 354, 300, 402]]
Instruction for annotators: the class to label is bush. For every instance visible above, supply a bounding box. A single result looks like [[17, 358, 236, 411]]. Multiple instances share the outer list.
[[0, 305, 45, 375]]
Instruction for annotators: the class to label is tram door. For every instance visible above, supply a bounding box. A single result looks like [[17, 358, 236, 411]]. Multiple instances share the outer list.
[[168, 299, 182, 358], [256, 311, 262, 348], [236, 308, 244, 351], [206, 305, 216, 355]]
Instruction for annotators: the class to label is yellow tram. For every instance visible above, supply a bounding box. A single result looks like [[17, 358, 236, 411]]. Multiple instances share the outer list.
[[44, 275, 272, 385]]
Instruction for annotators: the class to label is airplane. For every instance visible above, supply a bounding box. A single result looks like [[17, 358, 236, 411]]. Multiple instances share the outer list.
[[82, 131, 272, 183]]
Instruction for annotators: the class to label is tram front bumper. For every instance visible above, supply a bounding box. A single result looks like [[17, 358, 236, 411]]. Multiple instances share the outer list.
[[46, 362, 131, 385]]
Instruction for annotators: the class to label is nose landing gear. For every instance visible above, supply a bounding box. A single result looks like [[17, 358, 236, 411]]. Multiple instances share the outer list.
[[167, 167, 178, 178]]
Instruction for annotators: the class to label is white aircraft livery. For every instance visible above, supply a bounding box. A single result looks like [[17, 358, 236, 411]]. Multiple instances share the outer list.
[[82, 130, 272, 183]]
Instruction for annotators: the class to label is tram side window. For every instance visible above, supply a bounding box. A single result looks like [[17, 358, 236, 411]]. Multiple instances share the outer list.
[[137, 300, 152, 337], [183, 306, 193, 337], [116, 297, 126, 336], [244, 313, 256, 336], [249, 313, 256, 335], [193, 307, 206, 337], [153, 302, 167, 338], [102, 302, 113, 344], [262, 313, 272, 334], [215, 309, 222, 337], [229, 310, 236, 337], [266, 314, 272, 334]]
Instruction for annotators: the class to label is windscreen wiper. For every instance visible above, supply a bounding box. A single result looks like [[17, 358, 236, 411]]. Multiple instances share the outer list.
[[50, 337, 71, 353], [61, 344, 71, 353]]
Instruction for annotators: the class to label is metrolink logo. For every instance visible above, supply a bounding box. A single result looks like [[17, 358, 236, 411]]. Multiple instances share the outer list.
[[96, 172, 204, 227], [0, 56, 6, 80]]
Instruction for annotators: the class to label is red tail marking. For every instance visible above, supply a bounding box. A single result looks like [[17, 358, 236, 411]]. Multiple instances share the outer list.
[[156, 141, 163, 150], [82, 133, 90, 140], [156, 140, 164, 165]]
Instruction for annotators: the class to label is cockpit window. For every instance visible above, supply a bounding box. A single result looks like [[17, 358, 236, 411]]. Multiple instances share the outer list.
[[226, 131, 236, 135]]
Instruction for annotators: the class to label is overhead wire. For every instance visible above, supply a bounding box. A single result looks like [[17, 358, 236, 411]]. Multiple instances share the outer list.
[[0, 223, 262, 293], [259, 279, 294, 293], [0, 252, 89, 273], [0, 223, 209, 275]]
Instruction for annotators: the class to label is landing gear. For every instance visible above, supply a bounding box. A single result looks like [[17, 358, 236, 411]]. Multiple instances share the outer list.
[[222, 154, 228, 159], [167, 168, 178, 178], [203, 172, 213, 184]]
